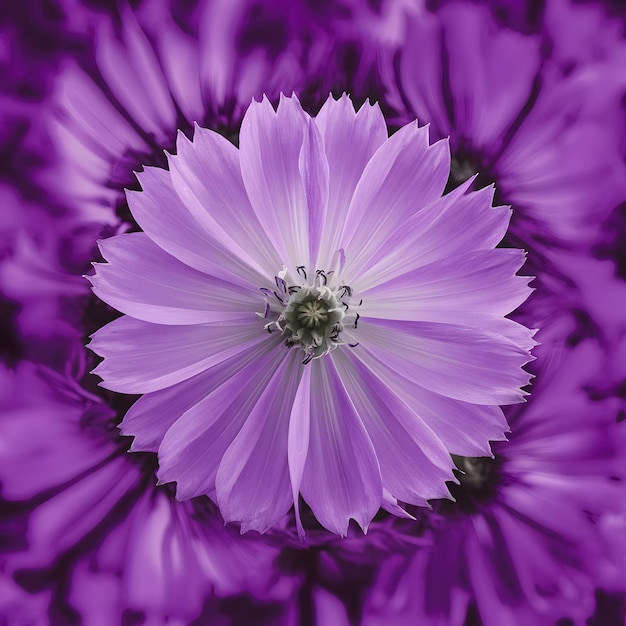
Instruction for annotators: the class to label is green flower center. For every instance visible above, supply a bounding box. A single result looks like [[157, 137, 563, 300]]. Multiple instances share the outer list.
[[258, 266, 361, 364]]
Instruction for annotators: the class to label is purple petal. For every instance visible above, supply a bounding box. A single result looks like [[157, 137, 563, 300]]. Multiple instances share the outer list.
[[314, 94, 388, 265], [357, 318, 532, 405], [121, 335, 278, 452], [332, 350, 454, 505], [53, 61, 147, 214], [360, 249, 532, 321], [353, 349, 510, 457], [167, 125, 281, 276], [90, 232, 257, 325], [145, 6, 204, 123], [0, 367, 119, 500], [497, 65, 626, 243], [339, 122, 450, 277], [156, 339, 287, 502], [240, 94, 329, 268], [89, 316, 263, 393], [66, 492, 282, 623], [215, 350, 303, 533], [128, 166, 263, 289], [300, 358, 382, 536], [299, 114, 329, 267], [351, 182, 511, 287], [287, 365, 312, 538], [398, 4, 541, 154], [438, 4, 541, 154], [22, 455, 141, 569], [94, 8, 177, 146]]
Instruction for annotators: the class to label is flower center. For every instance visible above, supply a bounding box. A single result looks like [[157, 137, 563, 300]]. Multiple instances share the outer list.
[[296, 299, 329, 327], [452, 455, 495, 489], [438, 454, 502, 515], [258, 266, 360, 364]]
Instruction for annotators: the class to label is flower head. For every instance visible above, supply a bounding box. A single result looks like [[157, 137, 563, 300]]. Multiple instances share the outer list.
[[88, 93, 534, 537], [364, 334, 625, 626], [385, 0, 626, 259], [0, 361, 287, 624]]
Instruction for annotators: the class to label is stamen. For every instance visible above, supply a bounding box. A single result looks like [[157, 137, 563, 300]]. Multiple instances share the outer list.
[[315, 269, 328, 286], [258, 265, 362, 362]]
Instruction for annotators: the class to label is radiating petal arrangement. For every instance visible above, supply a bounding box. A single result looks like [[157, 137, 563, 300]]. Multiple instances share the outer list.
[[1, 0, 625, 625], [85, 94, 534, 537]]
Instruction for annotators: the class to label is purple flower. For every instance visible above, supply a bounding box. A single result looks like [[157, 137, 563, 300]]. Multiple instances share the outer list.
[[44, 0, 389, 227], [2, 1, 623, 623], [385, 1, 626, 261], [363, 335, 626, 626], [0, 573, 51, 626], [0, 361, 288, 624], [87, 93, 534, 537]]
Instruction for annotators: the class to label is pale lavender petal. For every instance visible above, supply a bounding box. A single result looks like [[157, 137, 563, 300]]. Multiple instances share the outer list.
[[90, 232, 256, 325], [167, 125, 281, 276], [484, 318, 538, 354], [298, 115, 329, 267], [121, 335, 278, 452], [89, 316, 263, 393], [216, 350, 303, 533], [339, 122, 450, 275], [300, 358, 382, 536], [354, 349, 509, 457], [357, 318, 532, 405], [332, 350, 454, 505], [352, 182, 511, 288], [287, 365, 312, 538], [314, 94, 388, 265], [240, 94, 329, 268], [128, 166, 263, 288], [359, 249, 531, 322], [381, 491, 415, 520], [156, 340, 287, 502]]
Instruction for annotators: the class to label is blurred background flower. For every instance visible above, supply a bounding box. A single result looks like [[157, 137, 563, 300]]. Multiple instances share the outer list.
[[363, 329, 625, 626], [1, 0, 625, 624]]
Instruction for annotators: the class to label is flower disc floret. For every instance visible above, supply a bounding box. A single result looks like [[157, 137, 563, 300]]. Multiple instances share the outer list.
[[259, 267, 360, 363], [88, 93, 535, 537]]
